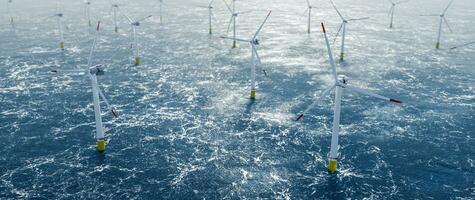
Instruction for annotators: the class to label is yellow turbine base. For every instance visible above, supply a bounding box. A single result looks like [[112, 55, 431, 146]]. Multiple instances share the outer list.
[[97, 140, 106, 152], [60, 42, 64, 50], [340, 53, 344, 61], [209, 28, 212, 35], [232, 41, 236, 48], [328, 159, 338, 173], [115, 27, 118, 33], [436, 42, 440, 49], [250, 89, 256, 100], [135, 57, 141, 66]]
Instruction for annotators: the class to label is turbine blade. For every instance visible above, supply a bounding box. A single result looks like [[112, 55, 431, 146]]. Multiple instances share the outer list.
[[222, 0, 233, 13], [295, 84, 336, 121], [226, 16, 233, 34], [50, 69, 86, 74], [252, 10, 272, 40], [347, 17, 370, 21], [87, 21, 101, 68], [395, 0, 410, 5], [220, 36, 248, 42], [321, 22, 338, 82], [306, 0, 311, 7], [333, 23, 344, 44], [345, 85, 402, 104], [419, 14, 439, 16], [253, 47, 267, 76], [388, 6, 394, 17], [122, 13, 134, 23], [330, 0, 345, 21], [450, 41, 475, 50], [443, 0, 455, 14], [443, 17, 453, 33], [137, 15, 152, 22], [209, 0, 215, 7], [97, 86, 119, 118]]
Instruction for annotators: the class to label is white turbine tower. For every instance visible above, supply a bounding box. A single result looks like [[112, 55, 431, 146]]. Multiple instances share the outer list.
[[330, 0, 369, 61], [123, 14, 152, 66], [84, 0, 92, 27], [203, 0, 217, 35], [220, 11, 272, 99], [296, 22, 402, 173], [157, 0, 164, 24], [387, 0, 409, 28], [420, 0, 455, 49], [303, 0, 313, 33], [50, 22, 119, 152]]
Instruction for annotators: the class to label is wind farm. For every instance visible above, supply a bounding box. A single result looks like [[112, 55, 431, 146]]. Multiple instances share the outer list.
[[0, 0, 473, 199]]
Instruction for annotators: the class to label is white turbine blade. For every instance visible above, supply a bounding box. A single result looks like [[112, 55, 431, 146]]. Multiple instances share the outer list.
[[388, 5, 394, 17], [387, 0, 394, 4], [252, 10, 272, 40], [137, 15, 152, 23], [220, 36, 248, 42], [211, 11, 220, 24], [443, 17, 453, 33], [330, 0, 345, 21], [332, 23, 344, 44], [419, 14, 439, 16], [222, 0, 233, 13], [295, 84, 336, 121], [236, 10, 253, 15], [208, 0, 215, 7], [321, 22, 338, 82], [450, 41, 475, 50], [345, 85, 402, 104], [395, 0, 410, 5], [87, 21, 101, 68], [122, 13, 134, 24], [253, 48, 267, 76], [306, 0, 311, 7], [50, 69, 85, 74], [97, 86, 119, 118], [301, 8, 309, 16], [226, 16, 233, 34], [347, 17, 370, 21], [443, 0, 455, 14]]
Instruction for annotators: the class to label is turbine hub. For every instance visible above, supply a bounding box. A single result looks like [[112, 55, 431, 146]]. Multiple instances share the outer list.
[[90, 65, 105, 76], [57, 13, 63, 17], [112, 4, 118, 8], [251, 38, 259, 45], [337, 75, 348, 85], [132, 22, 140, 26]]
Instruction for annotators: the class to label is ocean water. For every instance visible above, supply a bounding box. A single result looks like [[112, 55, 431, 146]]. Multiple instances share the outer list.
[[0, 0, 474, 199]]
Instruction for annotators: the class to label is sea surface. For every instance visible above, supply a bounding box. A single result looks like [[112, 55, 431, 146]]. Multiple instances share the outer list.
[[0, 0, 474, 199]]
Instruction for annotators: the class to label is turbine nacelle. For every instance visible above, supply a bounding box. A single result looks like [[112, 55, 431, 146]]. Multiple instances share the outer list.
[[132, 22, 140, 26], [89, 65, 105, 76], [56, 13, 63, 17], [337, 75, 348, 85], [251, 38, 259, 45]]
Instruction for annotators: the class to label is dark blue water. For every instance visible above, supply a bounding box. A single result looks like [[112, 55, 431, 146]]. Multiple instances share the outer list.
[[1, 0, 474, 199]]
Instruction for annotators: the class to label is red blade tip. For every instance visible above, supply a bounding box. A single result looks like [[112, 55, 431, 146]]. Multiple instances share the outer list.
[[321, 22, 326, 33], [390, 98, 402, 104], [96, 21, 101, 31], [296, 114, 304, 121]]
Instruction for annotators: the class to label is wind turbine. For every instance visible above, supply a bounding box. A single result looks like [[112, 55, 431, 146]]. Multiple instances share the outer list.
[[295, 22, 402, 173], [84, 0, 92, 27], [53, 10, 65, 50], [123, 14, 152, 66], [387, 0, 409, 28], [303, 0, 313, 33], [198, 0, 217, 35], [50, 22, 119, 152], [223, 0, 251, 48], [221, 11, 272, 99], [157, 0, 164, 24], [330, 0, 369, 61], [6, 0, 14, 27], [420, 0, 455, 49], [110, 2, 122, 33]]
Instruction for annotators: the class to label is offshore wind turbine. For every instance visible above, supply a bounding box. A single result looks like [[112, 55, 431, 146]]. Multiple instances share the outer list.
[[330, 0, 369, 61], [6, 0, 14, 27], [303, 0, 313, 33], [110, 2, 123, 33], [50, 22, 119, 152], [387, 0, 409, 28], [84, 0, 92, 27], [223, 0, 251, 48], [123, 13, 152, 65], [53, 10, 65, 50], [220, 11, 272, 99], [296, 22, 402, 173], [420, 0, 455, 49], [156, 0, 164, 24], [198, 0, 218, 35]]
